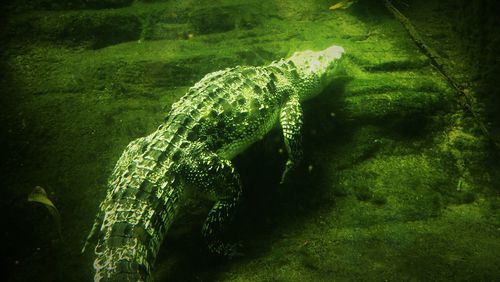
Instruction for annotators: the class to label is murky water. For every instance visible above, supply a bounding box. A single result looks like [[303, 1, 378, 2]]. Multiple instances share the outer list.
[[1, 0, 499, 281]]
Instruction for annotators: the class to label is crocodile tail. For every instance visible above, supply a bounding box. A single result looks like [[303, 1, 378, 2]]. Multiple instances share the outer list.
[[93, 223, 154, 281], [93, 181, 180, 282]]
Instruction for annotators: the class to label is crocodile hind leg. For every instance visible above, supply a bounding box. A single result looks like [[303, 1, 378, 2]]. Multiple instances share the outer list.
[[181, 150, 243, 256], [279, 95, 303, 184]]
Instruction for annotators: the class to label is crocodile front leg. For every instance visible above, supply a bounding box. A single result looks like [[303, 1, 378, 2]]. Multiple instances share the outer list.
[[181, 148, 243, 256], [279, 95, 303, 184]]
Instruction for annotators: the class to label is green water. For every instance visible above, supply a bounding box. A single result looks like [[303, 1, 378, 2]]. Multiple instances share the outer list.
[[1, 0, 499, 281]]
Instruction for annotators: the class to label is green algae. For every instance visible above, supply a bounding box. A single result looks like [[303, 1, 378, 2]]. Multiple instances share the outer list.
[[1, 0, 499, 281]]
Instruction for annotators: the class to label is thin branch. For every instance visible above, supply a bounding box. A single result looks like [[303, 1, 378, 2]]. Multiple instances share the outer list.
[[382, 0, 496, 147]]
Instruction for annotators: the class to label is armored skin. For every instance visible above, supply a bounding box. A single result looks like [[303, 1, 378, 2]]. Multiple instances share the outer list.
[[85, 45, 344, 281]]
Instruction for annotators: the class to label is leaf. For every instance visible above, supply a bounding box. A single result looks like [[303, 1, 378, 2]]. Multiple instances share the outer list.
[[28, 186, 57, 209], [28, 186, 62, 237]]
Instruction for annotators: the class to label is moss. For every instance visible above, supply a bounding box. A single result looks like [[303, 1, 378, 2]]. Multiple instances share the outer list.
[[84, 0, 134, 9], [8, 10, 141, 48], [371, 193, 387, 206], [3, 0, 134, 11], [189, 3, 266, 35], [354, 185, 373, 202], [1, 0, 499, 281], [332, 185, 349, 197], [342, 91, 446, 119], [459, 191, 476, 204], [61, 12, 141, 49]]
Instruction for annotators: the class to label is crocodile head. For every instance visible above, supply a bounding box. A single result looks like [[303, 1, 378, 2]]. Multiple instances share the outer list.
[[288, 45, 344, 100]]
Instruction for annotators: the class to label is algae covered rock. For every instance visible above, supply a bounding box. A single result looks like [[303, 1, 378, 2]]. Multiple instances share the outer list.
[[8, 10, 141, 48], [190, 4, 266, 34], [6, 0, 134, 10], [83, 0, 135, 9]]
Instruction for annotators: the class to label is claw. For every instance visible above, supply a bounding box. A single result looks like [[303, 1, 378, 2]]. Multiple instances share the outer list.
[[280, 160, 294, 184]]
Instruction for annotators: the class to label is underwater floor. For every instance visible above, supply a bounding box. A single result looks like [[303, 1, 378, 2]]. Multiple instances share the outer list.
[[1, 0, 499, 281]]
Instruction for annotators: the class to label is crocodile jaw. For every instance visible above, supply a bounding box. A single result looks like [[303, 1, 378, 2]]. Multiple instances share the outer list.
[[288, 45, 345, 100], [289, 45, 344, 76]]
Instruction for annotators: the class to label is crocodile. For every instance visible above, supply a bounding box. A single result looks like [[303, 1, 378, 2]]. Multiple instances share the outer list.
[[83, 45, 345, 281]]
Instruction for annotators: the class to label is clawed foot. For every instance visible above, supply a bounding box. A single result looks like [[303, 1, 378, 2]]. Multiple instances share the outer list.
[[280, 160, 295, 184]]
